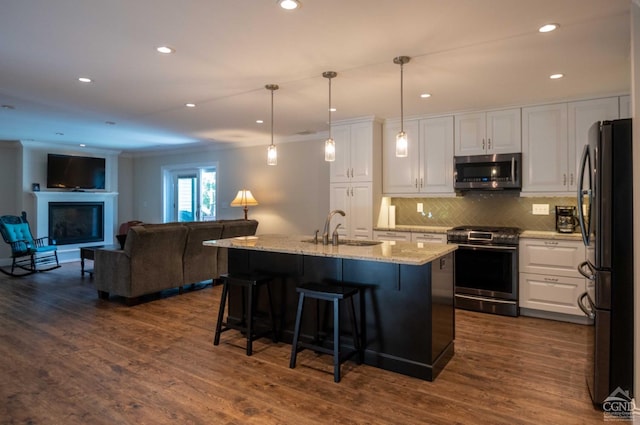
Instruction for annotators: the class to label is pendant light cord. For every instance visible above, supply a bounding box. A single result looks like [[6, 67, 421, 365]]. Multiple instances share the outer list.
[[400, 62, 404, 133], [328, 77, 332, 139], [270, 88, 274, 146]]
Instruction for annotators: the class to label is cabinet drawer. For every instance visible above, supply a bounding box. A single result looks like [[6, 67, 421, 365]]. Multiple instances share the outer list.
[[519, 238, 585, 278], [519, 272, 586, 316], [410, 232, 446, 243], [373, 230, 411, 242]]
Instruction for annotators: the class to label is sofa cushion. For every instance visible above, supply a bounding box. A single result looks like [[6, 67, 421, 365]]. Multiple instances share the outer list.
[[182, 221, 224, 284]]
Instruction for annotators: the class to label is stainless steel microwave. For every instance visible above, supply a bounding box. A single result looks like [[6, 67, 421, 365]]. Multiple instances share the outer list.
[[453, 153, 522, 191]]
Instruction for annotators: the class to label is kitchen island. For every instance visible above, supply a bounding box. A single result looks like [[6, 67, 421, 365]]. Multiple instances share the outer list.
[[205, 234, 457, 381]]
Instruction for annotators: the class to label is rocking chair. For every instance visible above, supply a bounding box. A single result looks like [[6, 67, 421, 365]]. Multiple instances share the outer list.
[[0, 211, 60, 276]]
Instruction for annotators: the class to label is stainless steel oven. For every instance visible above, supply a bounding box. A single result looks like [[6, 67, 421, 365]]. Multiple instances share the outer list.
[[447, 226, 520, 317]]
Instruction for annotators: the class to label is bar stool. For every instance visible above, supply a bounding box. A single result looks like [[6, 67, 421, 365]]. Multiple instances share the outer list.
[[213, 272, 278, 356], [289, 282, 362, 382]]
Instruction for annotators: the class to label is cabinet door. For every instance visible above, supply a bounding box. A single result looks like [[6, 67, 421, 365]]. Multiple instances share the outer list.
[[382, 119, 420, 193], [349, 121, 374, 182], [521, 103, 568, 192], [519, 238, 585, 278], [349, 183, 373, 240], [519, 272, 585, 316], [486, 109, 521, 153], [420, 116, 454, 193], [455, 112, 486, 156], [329, 124, 351, 182], [410, 232, 446, 243], [329, 182, 350, 237], [568, 97, 619, 191]]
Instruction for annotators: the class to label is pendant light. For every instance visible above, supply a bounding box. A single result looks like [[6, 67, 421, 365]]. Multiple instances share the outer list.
[[265, 84, 279, 165], [393, 56, 410, 157], [323, 71, 337, 162]]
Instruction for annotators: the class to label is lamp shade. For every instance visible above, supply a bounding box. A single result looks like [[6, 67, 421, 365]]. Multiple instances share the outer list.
[[230, 190, 259, 207]]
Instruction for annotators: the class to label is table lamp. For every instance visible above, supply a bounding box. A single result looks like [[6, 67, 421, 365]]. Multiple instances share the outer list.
[[230, 189, 259, 220]]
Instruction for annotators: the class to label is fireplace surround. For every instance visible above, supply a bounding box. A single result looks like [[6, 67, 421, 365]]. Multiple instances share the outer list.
[[32, 191, 117, 262]]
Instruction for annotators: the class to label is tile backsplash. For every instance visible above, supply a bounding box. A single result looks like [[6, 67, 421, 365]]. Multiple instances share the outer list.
[[391, 192, 577, 231]]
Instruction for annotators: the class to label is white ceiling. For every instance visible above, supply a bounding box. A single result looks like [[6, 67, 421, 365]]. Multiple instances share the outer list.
[[0, 0, 631, 152]]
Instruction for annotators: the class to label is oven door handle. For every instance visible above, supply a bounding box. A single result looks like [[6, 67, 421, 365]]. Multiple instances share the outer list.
[[455, 243, 517, 251]]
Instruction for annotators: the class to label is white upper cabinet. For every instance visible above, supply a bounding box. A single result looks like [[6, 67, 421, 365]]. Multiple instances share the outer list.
[[522, 103, 569, 192], [454, 108, 521, 156], [382, 119, 420, 193], [330, 120, 379, 183], [329, 181, 373, 240], [383, 116, 454, 195], [522, 97, 619, 194], [568, 97, 619, 189]]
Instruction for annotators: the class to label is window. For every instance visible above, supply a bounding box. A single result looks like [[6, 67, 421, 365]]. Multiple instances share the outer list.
[[163, 164, 217, 222]]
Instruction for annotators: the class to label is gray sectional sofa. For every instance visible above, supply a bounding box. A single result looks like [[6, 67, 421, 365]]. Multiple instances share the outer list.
[[94, 219, 258, 304]]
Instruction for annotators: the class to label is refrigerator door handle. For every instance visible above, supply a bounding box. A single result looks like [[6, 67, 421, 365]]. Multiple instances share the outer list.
[[577, 144, 592, 246], [577, 292, 595, 320], [578, 260, 596, 280]]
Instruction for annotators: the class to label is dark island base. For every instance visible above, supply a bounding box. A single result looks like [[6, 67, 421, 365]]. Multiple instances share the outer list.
[[226, 249, 455, 381]]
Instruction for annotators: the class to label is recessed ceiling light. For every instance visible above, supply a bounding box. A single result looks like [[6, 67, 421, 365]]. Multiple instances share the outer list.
[[185, 103, 196, 108], [79, 144, 86, 147], [78, 77, 92, 83], [256, 120, 264, 124], [329, 107, 337, 112], [549, 73, 564, 79], [539, 23, 558, 33], [156, 46, 175, 54], [420, 93, 432, 98], [278, 0, 301, 10]]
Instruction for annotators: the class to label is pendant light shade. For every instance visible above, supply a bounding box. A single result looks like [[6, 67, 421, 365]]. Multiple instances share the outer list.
[[265, 84, 279, 166], [323, 71, 337, 162], [393, 56, 410, 157]]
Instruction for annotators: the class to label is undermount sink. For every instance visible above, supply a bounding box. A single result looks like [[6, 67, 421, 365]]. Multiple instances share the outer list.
[[300, 239, 382, 247]]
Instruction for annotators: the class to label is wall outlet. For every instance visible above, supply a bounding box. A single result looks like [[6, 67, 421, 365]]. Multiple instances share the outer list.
[[532, 204, 550, 215], [417, 203, 424, 213]]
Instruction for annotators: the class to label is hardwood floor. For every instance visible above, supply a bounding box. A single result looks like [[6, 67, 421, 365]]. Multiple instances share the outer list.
[[0, 262, 604, 424]]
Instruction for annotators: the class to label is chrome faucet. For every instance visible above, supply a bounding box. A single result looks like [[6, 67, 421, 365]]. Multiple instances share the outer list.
[[322, 209, 345, 245]]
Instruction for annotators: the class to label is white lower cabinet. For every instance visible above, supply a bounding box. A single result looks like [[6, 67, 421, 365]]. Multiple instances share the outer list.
[[410, 232, 446, 244], [373, 230, 411, 242], [519, 238, 587, 319]]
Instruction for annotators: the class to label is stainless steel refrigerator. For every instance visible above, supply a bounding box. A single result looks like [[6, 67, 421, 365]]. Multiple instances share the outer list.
[[577, 118, 634, 406]]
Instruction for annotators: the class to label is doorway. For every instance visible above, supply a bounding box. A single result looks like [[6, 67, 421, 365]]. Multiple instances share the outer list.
[[163, 165, 217, 222]]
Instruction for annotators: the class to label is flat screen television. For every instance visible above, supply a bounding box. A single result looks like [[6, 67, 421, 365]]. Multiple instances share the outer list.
[[46, 154, 106, 190]]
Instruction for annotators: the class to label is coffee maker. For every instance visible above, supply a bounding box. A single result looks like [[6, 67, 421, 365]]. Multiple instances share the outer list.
[[555, 206, 577, 233]]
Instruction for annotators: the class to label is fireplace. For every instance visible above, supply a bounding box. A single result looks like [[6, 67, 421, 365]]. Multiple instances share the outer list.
[[48, 202, 104, 245]]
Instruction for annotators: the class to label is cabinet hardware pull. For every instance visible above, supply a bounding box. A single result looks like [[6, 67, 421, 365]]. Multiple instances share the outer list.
[[544, 277, 559, 283], [350, 188, 353, 196], [346, 188, 349, 196], [415, 179, 418, 188], [563, 174, 567, 185], [544, 241, 559, 245], [482, 138, 485, 150], [570, 173, 574, 186], [488, 138, 491, 150], [420, 178, 423, 188]]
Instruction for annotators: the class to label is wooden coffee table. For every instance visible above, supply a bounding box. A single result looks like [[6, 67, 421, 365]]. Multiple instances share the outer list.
[[80, 244, 119, 276]]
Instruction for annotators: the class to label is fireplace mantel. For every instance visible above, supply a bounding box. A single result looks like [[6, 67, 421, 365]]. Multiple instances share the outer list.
[[31, 191, 118, 262]]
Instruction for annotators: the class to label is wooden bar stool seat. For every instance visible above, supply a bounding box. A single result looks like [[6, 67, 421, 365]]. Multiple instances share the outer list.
[[289, 282, 362, 382], [213, 272, 278, 356]]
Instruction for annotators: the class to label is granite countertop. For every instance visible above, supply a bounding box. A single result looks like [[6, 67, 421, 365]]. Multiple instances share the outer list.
[[373, 225, 582, 241], [205, 234, 457, 266], [519, 230, 583, 241], [373, 225, 451, 234]]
